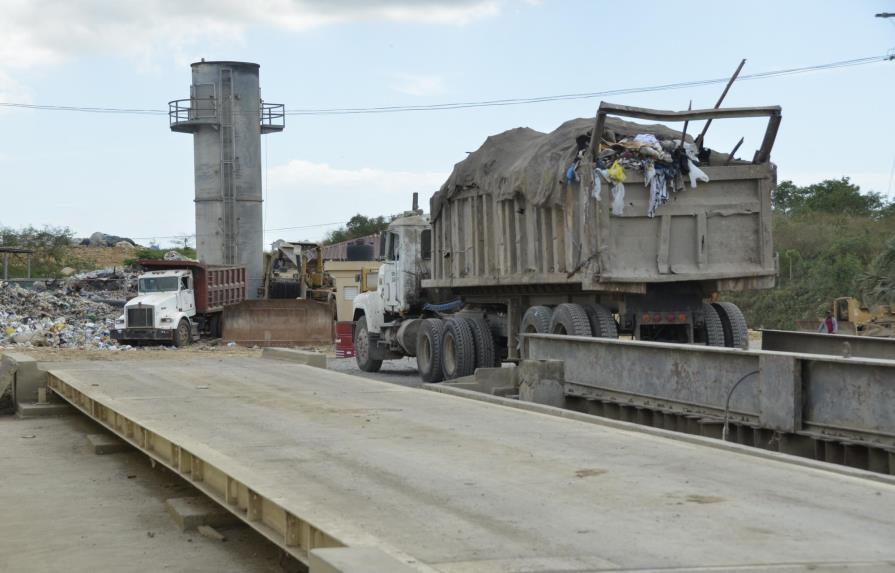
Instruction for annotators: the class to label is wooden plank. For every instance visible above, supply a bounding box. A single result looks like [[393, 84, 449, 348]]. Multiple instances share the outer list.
[[598, 102, 781, 122]]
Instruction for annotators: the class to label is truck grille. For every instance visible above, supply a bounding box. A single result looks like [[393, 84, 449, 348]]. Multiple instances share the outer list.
[[127, 307, 154, 328]]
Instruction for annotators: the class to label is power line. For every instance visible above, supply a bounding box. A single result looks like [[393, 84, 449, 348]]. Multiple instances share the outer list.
[[0, 54, 891, 117], [286, 55, 893, 115], [130, 220, 347, 241]]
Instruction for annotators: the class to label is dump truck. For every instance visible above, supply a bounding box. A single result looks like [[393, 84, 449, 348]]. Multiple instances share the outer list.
[[351, 102, 781, 381], [111, 260, 246, 346]]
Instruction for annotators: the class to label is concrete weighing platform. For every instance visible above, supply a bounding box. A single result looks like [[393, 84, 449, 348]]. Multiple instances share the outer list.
[[46, 358, 895, 572]]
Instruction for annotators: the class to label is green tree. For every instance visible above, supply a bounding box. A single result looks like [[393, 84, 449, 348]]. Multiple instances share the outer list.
[[0, 225, 75, 277], [772, 177, 886, 217], [730, 177, 895, 329], [324, 214, 391, 244]]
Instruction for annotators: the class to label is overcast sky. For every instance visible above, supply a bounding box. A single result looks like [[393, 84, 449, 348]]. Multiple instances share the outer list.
[[1, 0, 893, 246]]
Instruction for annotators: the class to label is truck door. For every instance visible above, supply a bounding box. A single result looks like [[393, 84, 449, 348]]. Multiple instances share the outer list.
[[178, 275, 195, 314], [381, 232, 401, 311]]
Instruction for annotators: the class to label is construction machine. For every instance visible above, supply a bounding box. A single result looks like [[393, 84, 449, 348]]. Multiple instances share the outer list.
[[797, 297, 895, 337]]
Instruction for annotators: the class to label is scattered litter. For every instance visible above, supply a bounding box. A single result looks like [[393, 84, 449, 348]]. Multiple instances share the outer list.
[[0, 280, 124, 350], [195, 385, 209, 390]]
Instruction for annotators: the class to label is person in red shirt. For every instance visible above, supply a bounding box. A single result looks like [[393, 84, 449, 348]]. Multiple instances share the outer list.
[[817, 310, 838, 334]]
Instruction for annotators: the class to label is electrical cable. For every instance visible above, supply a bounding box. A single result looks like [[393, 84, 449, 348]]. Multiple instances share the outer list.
[[722, 369, 760, 441], [0, 54, 890, 117]]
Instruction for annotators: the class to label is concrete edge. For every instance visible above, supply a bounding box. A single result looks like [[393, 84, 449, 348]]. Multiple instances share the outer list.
[[423, 383, 895, 487], [261, 347, 327, 369], [1, 352, 51, 413]]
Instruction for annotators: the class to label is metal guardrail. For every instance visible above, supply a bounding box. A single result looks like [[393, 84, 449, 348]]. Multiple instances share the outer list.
[[168, 98, 216, 126], [261, 102, 285, 132], [523, 333, 895, 450], [167, 99, 285, 132], [760, 328, 895, 361]]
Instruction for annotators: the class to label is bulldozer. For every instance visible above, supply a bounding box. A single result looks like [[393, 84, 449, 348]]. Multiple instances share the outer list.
[[219, 241, 336, 348], [797, 297, 895, 337]]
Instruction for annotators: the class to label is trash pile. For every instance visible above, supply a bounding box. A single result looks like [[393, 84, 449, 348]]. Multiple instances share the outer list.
[[64, 266, 138, 307], [0, 281, 128, 350], [571, 131, 710, 218]]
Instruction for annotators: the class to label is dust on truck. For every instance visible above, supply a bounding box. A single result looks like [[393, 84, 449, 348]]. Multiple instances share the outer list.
[[351, 102, 781, 381], [111, 260, 246, 346]]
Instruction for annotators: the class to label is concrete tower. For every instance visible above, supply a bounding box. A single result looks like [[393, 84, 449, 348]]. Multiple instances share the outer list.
[[169, 61, 284, 299]]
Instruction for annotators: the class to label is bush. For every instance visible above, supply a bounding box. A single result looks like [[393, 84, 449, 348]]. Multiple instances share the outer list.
[[728, 179, 895, 329]]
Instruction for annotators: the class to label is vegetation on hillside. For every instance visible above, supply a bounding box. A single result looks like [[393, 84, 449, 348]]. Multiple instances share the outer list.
[[0, 225, 79, 277], [727, 178, 895, 329]]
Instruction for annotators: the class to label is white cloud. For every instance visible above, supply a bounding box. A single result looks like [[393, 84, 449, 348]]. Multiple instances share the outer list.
[[390, 73, 446, 96], [0, 1, 502, 70], [265, 159, 446, 241]]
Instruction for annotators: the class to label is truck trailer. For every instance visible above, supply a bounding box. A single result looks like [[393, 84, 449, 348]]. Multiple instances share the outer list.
[[351, 102, 780, 381], [111, 260, 246, 346]]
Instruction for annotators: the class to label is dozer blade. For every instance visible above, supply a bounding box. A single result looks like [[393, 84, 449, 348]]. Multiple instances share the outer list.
[[222, 299, 334, 347]]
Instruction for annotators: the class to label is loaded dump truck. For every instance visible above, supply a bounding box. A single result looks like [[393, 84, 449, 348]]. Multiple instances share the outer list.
[[111, 260, 246, 346], [352, 102, 781, 381]]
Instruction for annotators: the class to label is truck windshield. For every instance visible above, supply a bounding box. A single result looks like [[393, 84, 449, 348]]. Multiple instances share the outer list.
[[139, 277, 180, 293]]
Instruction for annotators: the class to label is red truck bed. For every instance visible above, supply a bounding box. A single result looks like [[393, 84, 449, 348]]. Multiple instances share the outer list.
[[139, 260, 246, 313]]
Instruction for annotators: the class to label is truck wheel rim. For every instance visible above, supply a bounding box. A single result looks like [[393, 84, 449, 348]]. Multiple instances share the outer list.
[[357, 327, 368, 360], [419, 337, 431, 366], [443, 335, 456, 374]]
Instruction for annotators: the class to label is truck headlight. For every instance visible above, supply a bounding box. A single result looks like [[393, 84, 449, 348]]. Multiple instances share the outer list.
[[160, 317, 173, 324], [115, 318, 125, 325]]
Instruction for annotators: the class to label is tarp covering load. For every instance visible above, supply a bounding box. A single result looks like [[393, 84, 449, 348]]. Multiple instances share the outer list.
[[432, 116, 743, 221]]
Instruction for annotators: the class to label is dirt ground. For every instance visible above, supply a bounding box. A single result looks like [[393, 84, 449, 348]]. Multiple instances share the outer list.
[[0, 414, 291, 573], [66, 245, 137, 270]]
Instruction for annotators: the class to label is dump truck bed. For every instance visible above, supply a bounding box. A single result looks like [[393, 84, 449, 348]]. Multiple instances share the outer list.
[[140, 259, 246, 313], [425, 103, 779, 293]]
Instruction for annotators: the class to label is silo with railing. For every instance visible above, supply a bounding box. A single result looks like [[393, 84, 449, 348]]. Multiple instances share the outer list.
[[169, 60, 284, 299]]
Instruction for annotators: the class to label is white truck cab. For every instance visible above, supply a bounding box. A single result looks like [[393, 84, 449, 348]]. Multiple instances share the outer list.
[[351, 214, 432, 369], [112, 269, 197, 346]]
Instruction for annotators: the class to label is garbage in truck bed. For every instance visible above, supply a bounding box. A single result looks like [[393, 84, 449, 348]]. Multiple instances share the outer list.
[[585, 130, 710, 218], [434, 113, 752, 222]]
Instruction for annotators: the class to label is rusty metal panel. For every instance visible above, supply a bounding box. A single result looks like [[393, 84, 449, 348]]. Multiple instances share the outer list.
[[223, 300, 333, 347]]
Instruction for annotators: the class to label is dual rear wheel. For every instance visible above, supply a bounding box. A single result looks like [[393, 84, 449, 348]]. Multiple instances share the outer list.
[[417, 315, 499, 383]]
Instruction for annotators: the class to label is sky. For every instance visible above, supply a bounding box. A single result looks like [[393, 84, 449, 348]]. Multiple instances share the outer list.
[[1, 0, 894, 247]]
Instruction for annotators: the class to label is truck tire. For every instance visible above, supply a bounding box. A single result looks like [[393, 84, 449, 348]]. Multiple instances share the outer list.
[[549, 303, 592, 337], [584, 304, 618, 338], [355, 315, 383, 372], [702, 303, 725, 347], [442, 317, 477, 379], [417, 319, 445, 383], [466, 316, 497, 368], [713, 302, 748, 349], [521, 306, 553, 334], [173, 319, 191, 347]]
